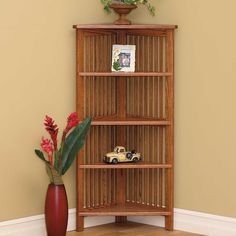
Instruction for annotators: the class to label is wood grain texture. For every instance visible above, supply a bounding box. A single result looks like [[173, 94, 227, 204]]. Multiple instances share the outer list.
[[67, 222, 203, 236], [78, 72, 173, 77], [73, 24, 178, 29], [92, 119, 171, 126], [79, 163, 173, 169], [75, 25, 176, 231], [76, 29, 85, 232]]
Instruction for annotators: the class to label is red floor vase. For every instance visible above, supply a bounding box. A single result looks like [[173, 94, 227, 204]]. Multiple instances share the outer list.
[[45, 184, 68, 236]]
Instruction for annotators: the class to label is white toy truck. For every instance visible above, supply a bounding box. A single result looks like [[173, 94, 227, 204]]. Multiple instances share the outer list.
[[103, 146, 142, 164]]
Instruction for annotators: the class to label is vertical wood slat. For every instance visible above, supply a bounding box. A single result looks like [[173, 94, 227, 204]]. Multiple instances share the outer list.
[[154, 37, 159, 119], [144, 127, 147, 205], [164, 30, 174, 230], [144, 37, 148, 117], [107, 126, 111, 205], [94, 36, 99, 117], [139, 36, 144, 118], [133, 126, 138, 204], [86, 127, 90, 208], [112, 34, 117, 116], [89, 36, 94, 208], [94, 127, 98, 208], [158, 36, 164, 208], [76, 29, 85, 231], [107, 35, 111, 118], [138, 36, 144, 205], [153, 35, 159, 207], [101, 126, 106, 206], [149, 127, 153, 205], [149, 37, 154, 118], [154, 127, 158, 206], [133, 35, 139, 118], [102, 36, 107, 117]]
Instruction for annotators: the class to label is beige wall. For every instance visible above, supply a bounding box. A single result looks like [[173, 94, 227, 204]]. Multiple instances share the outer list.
[[0, 0, 236, 221]]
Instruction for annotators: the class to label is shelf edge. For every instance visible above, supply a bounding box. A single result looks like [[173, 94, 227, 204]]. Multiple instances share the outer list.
[[73, 24, 178, 30], [91, 120, 172, 126], [78, 211, 172, 216], [78, 72, 173, 77], [78, 164, 173, 169]]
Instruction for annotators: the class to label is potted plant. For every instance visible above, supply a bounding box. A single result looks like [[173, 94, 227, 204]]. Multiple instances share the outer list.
[[35, 112, 91, 236], [101, 0, 155, 24]]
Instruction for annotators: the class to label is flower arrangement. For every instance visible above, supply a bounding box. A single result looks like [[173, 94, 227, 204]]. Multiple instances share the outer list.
[[35, 113, 91, 185], [112, 48, 122, 71], [101, 0, 155, 16]]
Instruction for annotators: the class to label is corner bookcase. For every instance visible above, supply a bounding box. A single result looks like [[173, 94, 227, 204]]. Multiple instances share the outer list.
[[73, 24, 177, 232]]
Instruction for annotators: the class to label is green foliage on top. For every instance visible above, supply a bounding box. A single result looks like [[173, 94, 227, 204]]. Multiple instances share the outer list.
[[101, 0, 155, 16]]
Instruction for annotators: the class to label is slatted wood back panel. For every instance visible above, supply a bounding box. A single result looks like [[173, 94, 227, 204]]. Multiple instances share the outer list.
[[84, 126, 117, 164], [83, 31, 117, 118], [83, 168, 117, 209], [127, 33, 167, 73], [84, 31, 116, 72], [126, 33, 167, 119], [83, 126, 117, 209], [84, 77, 117, 118], [126, 126, 166, 164], [127, 76, 167, 119], [126, 126, 166, 209], [83, 125, 167, 210]]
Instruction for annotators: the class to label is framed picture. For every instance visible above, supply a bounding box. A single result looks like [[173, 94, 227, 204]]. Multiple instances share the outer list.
[[111, 44, 136, 72]]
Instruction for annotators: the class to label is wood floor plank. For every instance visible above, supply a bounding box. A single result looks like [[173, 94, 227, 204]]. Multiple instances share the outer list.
[[67, 222, 204, 236]]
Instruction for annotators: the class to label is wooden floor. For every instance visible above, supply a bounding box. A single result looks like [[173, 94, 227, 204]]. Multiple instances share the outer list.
[[67, 222, 204, 236]]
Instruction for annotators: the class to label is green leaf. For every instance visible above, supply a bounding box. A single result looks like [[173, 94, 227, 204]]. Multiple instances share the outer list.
[[101, 0, 112, 13], [113, 61, 122, 71], [45, 163, 63, 185], [62, 139, 85, 175], [35, 149, 47, 162], [53, 149, 61, 172], [61, 117, 92, 175]]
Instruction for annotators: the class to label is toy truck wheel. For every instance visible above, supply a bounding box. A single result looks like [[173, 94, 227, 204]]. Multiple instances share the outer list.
[[133, 157, 138, 163], [112, 158, 118, 164], [126, 153, 132, 159]]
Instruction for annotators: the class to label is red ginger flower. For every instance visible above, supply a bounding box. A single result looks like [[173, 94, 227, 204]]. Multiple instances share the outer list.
[[62, 112, 79, 142], [41, 137, 54, 165], [44, 115, 58, 150], [64, 112, 79, 134]]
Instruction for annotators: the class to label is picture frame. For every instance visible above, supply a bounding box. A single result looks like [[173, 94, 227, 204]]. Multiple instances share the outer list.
[[111, 44, 136, 72]]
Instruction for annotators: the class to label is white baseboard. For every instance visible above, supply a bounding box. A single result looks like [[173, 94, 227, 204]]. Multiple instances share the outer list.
[[0, 209, 114, 236], [1, 208, 236, 236], [129, 208, 236, 236]]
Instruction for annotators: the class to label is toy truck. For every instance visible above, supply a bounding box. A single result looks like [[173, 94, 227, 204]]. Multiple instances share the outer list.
[[103, 146, 142, 164]]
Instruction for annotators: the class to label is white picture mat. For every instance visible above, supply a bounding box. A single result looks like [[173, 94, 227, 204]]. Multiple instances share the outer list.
[[111, 44, 136, 72]]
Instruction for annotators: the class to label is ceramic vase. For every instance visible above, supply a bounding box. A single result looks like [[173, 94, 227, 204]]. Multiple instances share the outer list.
[[45, 184, 68, 236]]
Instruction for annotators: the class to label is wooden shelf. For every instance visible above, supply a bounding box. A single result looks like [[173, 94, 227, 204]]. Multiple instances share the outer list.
[[79, 203, 171, 216], [78, 72, 173, 77], [92, 120, 171, 126], [79, 162, 172, 169]]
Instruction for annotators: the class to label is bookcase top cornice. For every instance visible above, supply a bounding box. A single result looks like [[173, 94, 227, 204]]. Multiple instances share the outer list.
[[73, 24, 178, 30]]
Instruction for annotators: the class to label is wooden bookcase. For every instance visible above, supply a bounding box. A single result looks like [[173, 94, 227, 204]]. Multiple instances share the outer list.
[[73, 24, 177, 232]]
